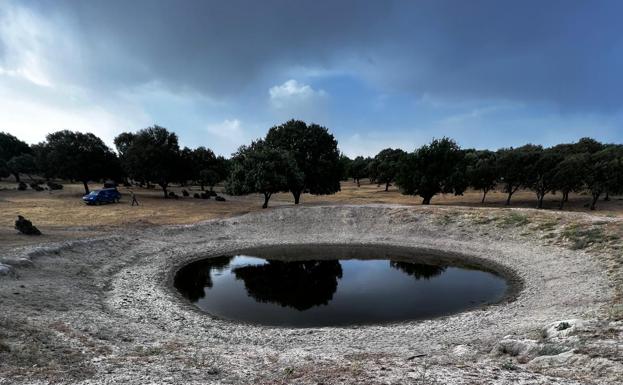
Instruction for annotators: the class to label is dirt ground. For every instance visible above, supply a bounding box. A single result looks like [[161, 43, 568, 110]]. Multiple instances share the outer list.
[[1, 180, 622, 384], [1, 179, 622, 250]]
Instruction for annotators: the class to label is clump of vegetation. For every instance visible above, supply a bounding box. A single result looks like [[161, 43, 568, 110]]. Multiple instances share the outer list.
[[500, 360, 519, 371], [562, 224, 606, 250], [556, 321, 571, 331], [498, 212, 530, 227], [537, 345, 568, 357]]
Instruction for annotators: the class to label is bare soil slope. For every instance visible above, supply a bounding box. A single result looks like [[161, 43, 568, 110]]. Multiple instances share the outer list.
[[1, 205, 622, 384]]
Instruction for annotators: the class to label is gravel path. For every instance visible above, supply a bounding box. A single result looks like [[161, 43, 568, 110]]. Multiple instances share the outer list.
[[1, 205, 621, 384]]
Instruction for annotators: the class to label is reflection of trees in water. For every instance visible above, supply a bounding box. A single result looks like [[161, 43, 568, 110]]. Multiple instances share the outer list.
[[232, 260, 343, 311], [390, 261, 446, 280], [174, 256, 233, 302]]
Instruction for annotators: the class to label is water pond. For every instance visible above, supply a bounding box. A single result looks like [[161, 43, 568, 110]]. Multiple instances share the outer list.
[[174, 245, 509, 327]]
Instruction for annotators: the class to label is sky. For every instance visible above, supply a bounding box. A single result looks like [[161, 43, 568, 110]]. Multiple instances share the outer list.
[[1, 0, 622, 157]]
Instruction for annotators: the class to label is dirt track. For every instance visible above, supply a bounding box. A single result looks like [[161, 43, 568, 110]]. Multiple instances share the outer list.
[[1, 205, 622, 384]]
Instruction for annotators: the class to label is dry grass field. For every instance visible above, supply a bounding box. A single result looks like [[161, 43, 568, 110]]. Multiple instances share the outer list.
[[1, 178, 622, 250]]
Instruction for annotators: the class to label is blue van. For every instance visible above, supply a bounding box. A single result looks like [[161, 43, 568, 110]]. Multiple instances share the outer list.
[[82, 188, 121, 205]]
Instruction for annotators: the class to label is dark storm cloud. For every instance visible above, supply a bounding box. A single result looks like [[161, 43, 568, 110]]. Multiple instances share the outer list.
[[14, 0, 623, 110]]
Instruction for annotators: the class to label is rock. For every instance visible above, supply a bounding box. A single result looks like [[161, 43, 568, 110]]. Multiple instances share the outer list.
[[17, 182, 27, 191], [193, 193, 201, 199], [495, 337, 540, 359], [182, 189, 189, 197], [542, 319, 582, 339], [452, 344, 476, 358], [0, 263, 13, 276], [14, 215, 42, 235], [527, 350, 576, 369], [215, 196, 226, 202], [46, 181, 63, 190]]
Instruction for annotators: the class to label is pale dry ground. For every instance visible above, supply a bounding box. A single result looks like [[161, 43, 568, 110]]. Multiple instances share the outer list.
[[1, 179, 622, 249], [1, 205, 622, 384]]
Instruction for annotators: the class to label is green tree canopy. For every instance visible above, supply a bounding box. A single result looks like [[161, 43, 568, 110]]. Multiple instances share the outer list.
[[370, 148, 406, 191], [0, 132, 32, 182], [6, 154, 37, 181], [264, 120, 341, 204], [349, 156, 370, 187], [45, 130, 118, 194], [465, 150, 497, 203], [226, 140, 304, 208], [496, 144, 541, 205], [396, 138, 466, 204], [115, 125, 181, 198]]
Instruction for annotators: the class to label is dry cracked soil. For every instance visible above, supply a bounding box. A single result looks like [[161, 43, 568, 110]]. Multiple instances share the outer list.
[[1, 204, 622, 384]]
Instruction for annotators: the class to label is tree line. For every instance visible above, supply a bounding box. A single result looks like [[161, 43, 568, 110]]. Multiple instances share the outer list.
[[1, 124, 622, 210], [341, 137, 623, 210], [0, 128, 228, 197]]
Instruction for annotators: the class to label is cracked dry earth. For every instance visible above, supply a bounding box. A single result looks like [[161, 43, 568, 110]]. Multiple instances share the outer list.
[[1, 205, 622, 385]]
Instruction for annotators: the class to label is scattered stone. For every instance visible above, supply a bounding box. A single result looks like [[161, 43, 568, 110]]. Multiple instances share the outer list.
[[30, 183, 44, 191], [168, 191, 179, 199], [495, 337, 540, 359], [46, 181, 63, 190], [452, 344, 475, 358], [0, 263, 13, 276], [542, 319, 582, 339], [14, 215, 42, 235], [215, 196, 226, 202]]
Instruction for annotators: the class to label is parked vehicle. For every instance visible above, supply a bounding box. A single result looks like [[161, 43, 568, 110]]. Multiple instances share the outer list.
[[82, 188, 121, 205]]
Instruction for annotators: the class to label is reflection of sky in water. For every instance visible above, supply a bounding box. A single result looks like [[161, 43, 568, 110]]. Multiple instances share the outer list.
[[184, 255, 507, 327]]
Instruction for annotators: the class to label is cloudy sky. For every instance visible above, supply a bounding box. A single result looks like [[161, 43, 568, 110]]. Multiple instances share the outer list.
[[1, 0, 622, 156]]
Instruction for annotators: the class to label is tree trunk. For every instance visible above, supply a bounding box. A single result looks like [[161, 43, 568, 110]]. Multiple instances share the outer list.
[[385, 182, 390, 192], [559, 190, 570, 209], [536, 192, 544, 209], [162, 185, 168, 199], [292, 190, 301, 205], [481, 189, 488, 204], [590, 192, 600, 210], [262, 192, 271, 209], [82, 180, 90, 195], [505, 192, 513, 206], [200, 183, 205, 191], [356, 178, 360, 188], [604, 191, 610, 201], [12, 172, 20, 183], [422, 195, 432, 205]]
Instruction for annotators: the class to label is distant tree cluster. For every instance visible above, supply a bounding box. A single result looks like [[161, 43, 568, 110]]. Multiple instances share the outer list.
[[114, 125, 228, 198], [345, 137, 622, 210], [225, 120, 341, 208], [1, 127, 227, 197], [3, 125, 622, 211]]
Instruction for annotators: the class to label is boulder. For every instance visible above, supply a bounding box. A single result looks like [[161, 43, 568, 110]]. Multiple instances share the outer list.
[[14, 215, 42, 235], [542, 319, 582, 339], [0, 263, 13, 276], [495, 337, 540, 359], [46, 181, 63, 190]]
